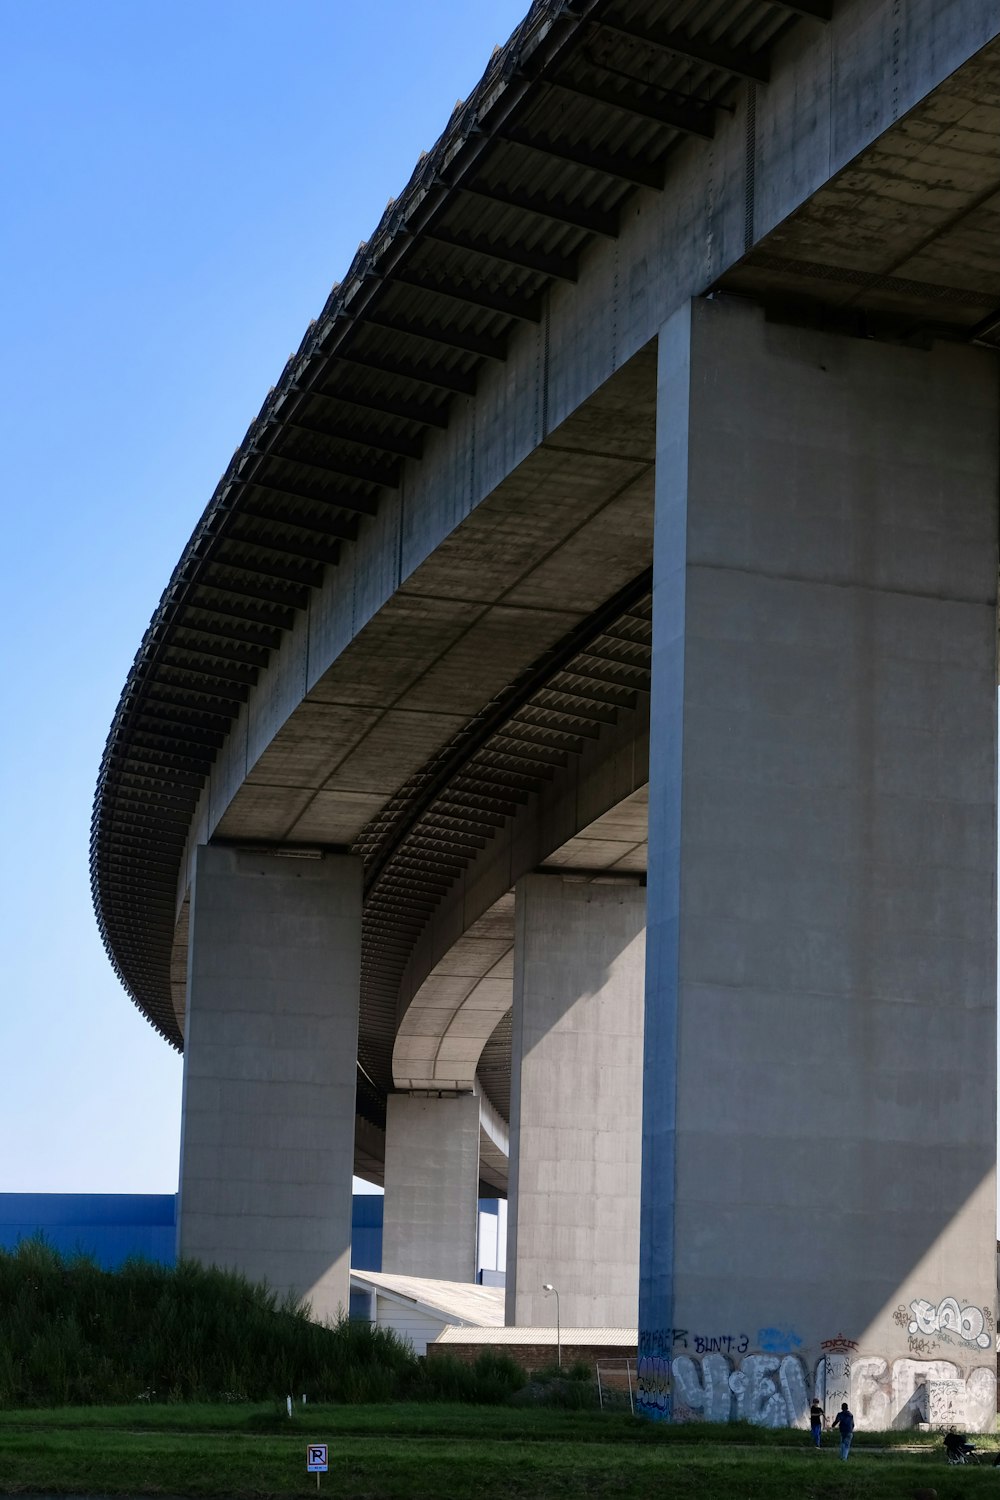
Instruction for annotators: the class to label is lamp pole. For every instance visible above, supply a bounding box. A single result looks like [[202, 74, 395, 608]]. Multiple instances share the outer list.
[[542, 1282, 561, 1369]]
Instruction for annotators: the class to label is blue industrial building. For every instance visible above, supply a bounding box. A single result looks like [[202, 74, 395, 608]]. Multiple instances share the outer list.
[[0, 1193, 508, 1284], [349, 1193, 385, 1272], [0, 1194, 177, 1267], [0, 1194, 385, 1273]]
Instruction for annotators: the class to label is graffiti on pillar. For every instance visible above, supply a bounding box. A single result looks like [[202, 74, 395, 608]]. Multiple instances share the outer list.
[[820, 1353, 997, 1432], [928, 1381, 967, 1425], [758, 1327, 803, 1353], [636, 1329, 674, 1418], [907, 1297, 992, 1350], [672, 1351, 733, 1422], [908, 1334, 936, 1356], [665, 1351, 996, 1431], [673, 1352, 809, 1427], [821, 1351, 851, 1412], [691, 1333, 750, 1355], [967, 1367, 997, 1424], [820, 1334, 858, 1354], [852, 1357, 891, 1428], [636, 1354, 671, 1416], [732, 1354, 810, 1427]]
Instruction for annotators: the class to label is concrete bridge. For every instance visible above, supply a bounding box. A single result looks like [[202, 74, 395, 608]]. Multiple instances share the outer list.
[[93, 0, 1000, 1427]]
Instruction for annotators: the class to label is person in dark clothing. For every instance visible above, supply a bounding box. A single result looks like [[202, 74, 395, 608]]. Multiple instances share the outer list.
[[809, 1397, 825, 1448], [831, 1402, 855, 1460], [944, 1427, 976, 1462]]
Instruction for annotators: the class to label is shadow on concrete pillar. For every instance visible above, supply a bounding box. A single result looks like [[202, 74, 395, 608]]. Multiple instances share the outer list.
[[507, 873, 646, 1328], [640, 297, 998, 1424]]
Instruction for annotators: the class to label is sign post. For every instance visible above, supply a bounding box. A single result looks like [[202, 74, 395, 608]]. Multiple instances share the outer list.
[[307, 1443, 329, 1493]]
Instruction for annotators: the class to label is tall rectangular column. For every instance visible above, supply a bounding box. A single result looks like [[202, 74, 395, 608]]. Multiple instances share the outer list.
[[382, 1092, 481, 1281], [507, 875, 645, 1328], [639, 298, 998, 1427], [178, 845, 361, 1324]]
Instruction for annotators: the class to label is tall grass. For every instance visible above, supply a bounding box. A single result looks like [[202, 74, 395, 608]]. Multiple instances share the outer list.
[[0, 1239, 422, 1407]]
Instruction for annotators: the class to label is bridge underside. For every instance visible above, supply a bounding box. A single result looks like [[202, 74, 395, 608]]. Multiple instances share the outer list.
[[174, 30, 1000, 1165], [94, 1, 1000, 1431]]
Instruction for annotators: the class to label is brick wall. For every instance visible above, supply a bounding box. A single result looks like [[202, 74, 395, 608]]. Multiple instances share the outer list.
[[426, 1341, 636, 1373]]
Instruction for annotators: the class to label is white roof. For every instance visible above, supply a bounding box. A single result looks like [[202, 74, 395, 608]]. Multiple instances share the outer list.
[[434, 1325, 637, 1347], [349, 1269, 505, 1326]]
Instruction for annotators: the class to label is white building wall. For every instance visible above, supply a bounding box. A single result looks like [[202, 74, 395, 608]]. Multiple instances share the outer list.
[[374, 1294, 446, 1357], [477, 1199, 508, 1279]]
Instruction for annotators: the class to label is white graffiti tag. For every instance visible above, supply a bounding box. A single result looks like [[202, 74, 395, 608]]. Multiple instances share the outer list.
[[673, 1352, 732, 1422], [671, 1353, 996, 1431], [908, 1297, 992, 1350]]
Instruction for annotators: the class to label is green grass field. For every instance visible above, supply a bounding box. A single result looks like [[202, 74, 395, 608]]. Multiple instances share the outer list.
[[5, 1245, 991, 1497], [0, 1403, 994, 1499]]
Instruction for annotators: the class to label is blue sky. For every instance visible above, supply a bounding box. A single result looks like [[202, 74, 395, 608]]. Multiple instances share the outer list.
[[4, 5, 998, 1216], [0, 1, 528, 1194]]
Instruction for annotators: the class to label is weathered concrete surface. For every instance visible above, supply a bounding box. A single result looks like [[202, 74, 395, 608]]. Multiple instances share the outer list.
[[723, 34, 1000, 328], [507, 874, 645, 1329], [177, 846, 361, 1322], [381, 1092, 480, 1282], [639, 297, 998, 1427]]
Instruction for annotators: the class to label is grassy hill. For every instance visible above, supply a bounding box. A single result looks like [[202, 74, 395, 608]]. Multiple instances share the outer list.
[[0, 1239, 521, 1406]]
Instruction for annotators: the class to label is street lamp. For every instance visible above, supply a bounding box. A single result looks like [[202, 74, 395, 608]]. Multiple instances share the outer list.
[[542, 1282, 561, 1369]]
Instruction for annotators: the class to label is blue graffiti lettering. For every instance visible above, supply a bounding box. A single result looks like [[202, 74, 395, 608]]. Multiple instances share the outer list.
[[758, 1327, 803, 1354]]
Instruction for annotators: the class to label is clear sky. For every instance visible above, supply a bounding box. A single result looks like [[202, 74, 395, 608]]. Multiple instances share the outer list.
[[0, 0, 529, 1195]]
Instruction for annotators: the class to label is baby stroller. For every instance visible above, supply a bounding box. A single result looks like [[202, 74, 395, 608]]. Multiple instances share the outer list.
[[944, 1430, 979, 1464]]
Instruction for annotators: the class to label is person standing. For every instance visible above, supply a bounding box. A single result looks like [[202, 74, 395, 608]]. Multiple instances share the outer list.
[[809, 1397, 825, 1448], [831, 1402, 855, 1460]]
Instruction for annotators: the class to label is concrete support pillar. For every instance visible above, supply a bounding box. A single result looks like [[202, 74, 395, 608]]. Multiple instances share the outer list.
[[381, 1092, 480, 1281], [507, 874, 645, 1328], [639, 298, 998, 1426], [177, 845, 361, 1324]]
